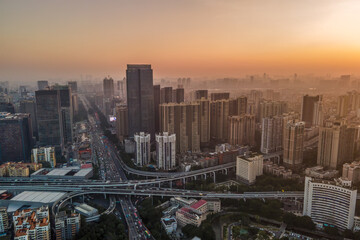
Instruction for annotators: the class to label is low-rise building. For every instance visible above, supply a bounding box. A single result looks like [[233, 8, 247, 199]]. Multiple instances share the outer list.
[[161, 217, 177, 234], [0, 162, 42, 177], [170, 197, 197, 207], [175, 200, 209, 227], [343, 161, 360, 184], [305, 166, 338, 179], [203, 198, 221, 213], [236, 152, 263, 184], [74, 203, 98, 218]]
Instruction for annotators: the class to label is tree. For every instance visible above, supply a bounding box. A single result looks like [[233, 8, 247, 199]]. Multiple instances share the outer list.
[[283, 212, 296, 226], [343, 229, 354, 239], [324, 226, 339, 236]]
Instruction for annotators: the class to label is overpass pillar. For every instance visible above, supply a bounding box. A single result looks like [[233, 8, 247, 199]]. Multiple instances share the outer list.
[[182, 178, 186, 186], [213, 172, 216, 183], [104, 193, 107, 199], [194, 175, 197, 181], [158, 182, 161, 188], [204, 174, 207, 180], [225, 168, 228, 175], [170, 181, 172, 189], [82, 195, 85, 202]]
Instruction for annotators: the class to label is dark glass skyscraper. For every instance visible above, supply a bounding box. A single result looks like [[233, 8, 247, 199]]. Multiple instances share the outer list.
[[0, 113, 33, 163], [126, 64, 155, 138], [19, 100, 38, 140], [103, 77, 114, 99], [153, 85, 160, 133], [301, 95, 321, 128]]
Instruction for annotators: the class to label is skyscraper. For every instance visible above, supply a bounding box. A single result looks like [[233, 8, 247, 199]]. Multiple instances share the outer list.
[[317, 120, 357, 169], [174, 88, 184, 103], [126, 64, 155, 138], [153, 85, 161, 133], [283, 120, 305, 169], [156, 132, 176, 170], [261, 116, 283, 154], [37, 80, 49, 90], [210, 92, 230, 101], [301, 95, 321, 128], [210, 100, 230, 142], [228, 114, 255, 146], [134, 132, 151, 166], [103, 77, 114, 99], [194, 90, 208, 100], [68, 81, 78, 93], [115, 105, 128, 142], [337, 95, 350, 117], [258, 100, 288, 121], [19, 100, 38, 140], [236, 96, 248, 115], [160, 102, 200, 153], [0, 113, 32, 163], [55, 86, 73, 146], [198, 98, 210, 144]]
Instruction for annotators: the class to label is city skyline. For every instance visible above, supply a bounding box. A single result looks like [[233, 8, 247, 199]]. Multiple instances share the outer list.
[[1, 0, 360, 82]]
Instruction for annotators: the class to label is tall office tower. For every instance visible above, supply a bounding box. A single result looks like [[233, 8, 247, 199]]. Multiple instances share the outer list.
[[115, 105, 128, 142], [19, 100, 38, 140], [153, 85, 161, 133], [55, 211, 81, 240], [174, 88, 184, 103], [103, 77, 114, 98], [210, 100, 230, 142], [210, 92, 230, 101], [71, 93, 79, 116], [36, 89, 61, 146], [236, 96, 248, 115], [56, 86, 73, 146], [337, 95, 350, 117], [228, 114, 256, 146], [312, 100, 323, 127], [134, 132, 151, 166], [37, 80, 49, 90], [68, 81, 78, 93], [198, 98, 210, 144], [160, 103, 200, 153], [13, 206, 50, 240], [126, 64, 155, 138], [160, 87, 173, 104], [31, 147, 56, 168], [0, 113, 32, 163], [156, 132, 176, 170], [117, 78, 126, 99], [236, 153, 263, 184], [0, 207, 9, 234], [261, 116, 283, 154], [301, 95, 321, 127], [317, 120, 357, 169], [19, 86, 27, 97], [195, 90, 208, 100], [283, 121, 305, 169], [258, 100, 288, 121], [303, 177, 356, 230]]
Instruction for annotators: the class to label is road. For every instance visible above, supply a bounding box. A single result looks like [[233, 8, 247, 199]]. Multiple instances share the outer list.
[[81, 95, 153, 240]]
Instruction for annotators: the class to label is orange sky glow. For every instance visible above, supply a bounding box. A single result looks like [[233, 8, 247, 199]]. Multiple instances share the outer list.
[[1, 0, 360, 81]]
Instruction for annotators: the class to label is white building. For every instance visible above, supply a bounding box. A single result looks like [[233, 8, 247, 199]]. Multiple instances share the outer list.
[[134, 132, 151, 166], [161, 217, 177, 234], [156, 132, 176, 170], [236, 153, 263, 184], [303, 176, 357, 230]]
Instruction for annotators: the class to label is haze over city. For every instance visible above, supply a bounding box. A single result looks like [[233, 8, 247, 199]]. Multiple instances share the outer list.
[[2, 0, 360, 82]]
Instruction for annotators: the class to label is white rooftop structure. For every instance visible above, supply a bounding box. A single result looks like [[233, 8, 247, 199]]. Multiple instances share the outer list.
[[11, 191, 66, 203]]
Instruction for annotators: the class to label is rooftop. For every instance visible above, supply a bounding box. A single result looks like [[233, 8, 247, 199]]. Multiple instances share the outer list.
[[11, 191, 65, 203]]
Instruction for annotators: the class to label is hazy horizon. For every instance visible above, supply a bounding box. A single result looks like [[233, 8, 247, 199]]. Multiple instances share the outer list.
[[1, 0, 360, 82]]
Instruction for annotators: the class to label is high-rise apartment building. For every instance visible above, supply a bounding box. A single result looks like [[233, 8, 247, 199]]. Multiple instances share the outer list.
[[198, 98, 210, 143], [261, 116, 283, 154], [19, 100, 38, 140], [103, 77, 114, 99], [31, 147, 56, 168], [210, 92, 230, 101], [156, 132, 176, 170], [301, 95, 322, 128], [0, 113, 32, 163], [337, 95, 350, 117], [37, 80, 49, 90], [236, 96, 248, 115], [55, 211, 81, 240], [68, 81, 78, 93], [283, 120, 305, 169], [0, 207, 8, 234], [228, 115, 255, 146], [160, 103, 200, 153], [317, 120, 357, 169], [303, 177, 356, 230], [194, 90, 208, 100], [258, 100, 288, 121], [236, 153, 263, 184], [210, 100, 230, 142], [173, 88, 184, 103], [115, 105, 128, 142], [160, 87, 173, 104], [126, 64, 155, 138], [342, 161, 360, 184], [312, 100, 323, 126], [134, 132, 151, 166], [56, 86, 73, 146]]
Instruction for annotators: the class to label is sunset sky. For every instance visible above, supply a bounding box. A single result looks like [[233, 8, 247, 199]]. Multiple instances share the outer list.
[[1, 0, 360, 81]]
